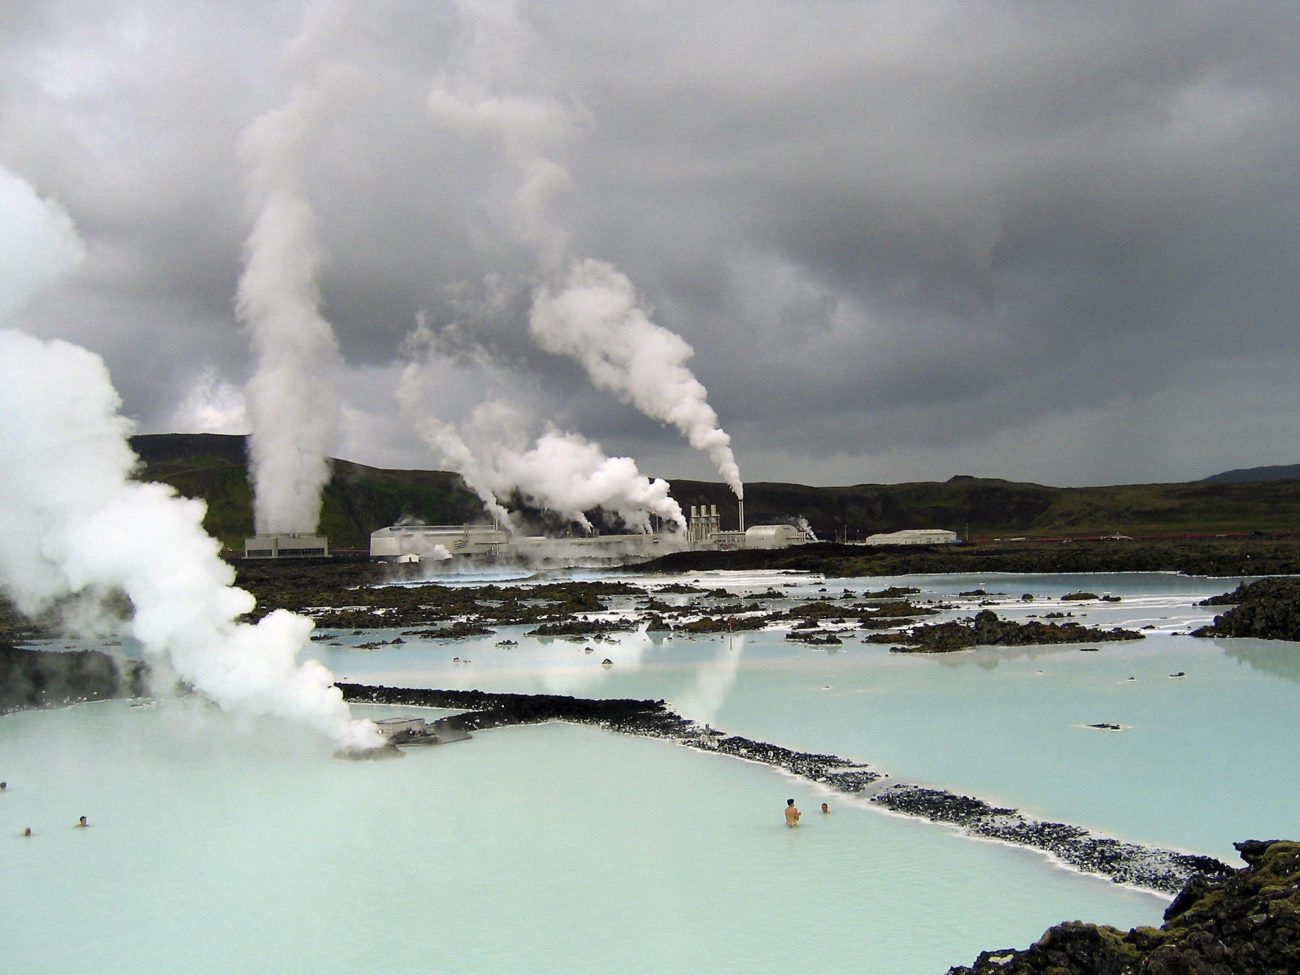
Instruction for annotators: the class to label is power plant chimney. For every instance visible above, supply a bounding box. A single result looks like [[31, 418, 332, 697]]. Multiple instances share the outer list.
[[738, 498, 744, 533]]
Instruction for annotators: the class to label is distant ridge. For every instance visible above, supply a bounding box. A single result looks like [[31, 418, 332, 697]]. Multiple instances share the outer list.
[[123, 434, 1300, 551], [1203, 464, 1300, 484]]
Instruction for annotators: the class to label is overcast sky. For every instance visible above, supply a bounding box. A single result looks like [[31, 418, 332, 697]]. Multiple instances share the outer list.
[[4, 0, 1299, 488]]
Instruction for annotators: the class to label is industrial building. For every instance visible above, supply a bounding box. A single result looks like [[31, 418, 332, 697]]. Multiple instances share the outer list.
[[369, 524, 507, 560], [369, 523, 674, 563], [686, 503, 817, 550], [861, 528, 959, 546], [243, 532, 330, 559], [370, 502, 817, 563]]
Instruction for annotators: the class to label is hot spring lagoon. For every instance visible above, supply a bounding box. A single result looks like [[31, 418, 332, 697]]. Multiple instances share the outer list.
[[4, 570, 1298, 973]]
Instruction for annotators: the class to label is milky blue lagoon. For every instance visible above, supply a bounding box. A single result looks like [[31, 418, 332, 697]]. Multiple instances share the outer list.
[[4, 571, 1297, 973]]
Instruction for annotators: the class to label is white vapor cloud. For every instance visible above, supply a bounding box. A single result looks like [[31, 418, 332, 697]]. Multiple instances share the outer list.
[[531, 259, 744, 498], [236, 16, 360, 534], [398, 317, 685, 532], [0, 172, 378, 751], [0, 166, 85, 322], [0, 329, 380, 751], [171, 367, 250, 435]]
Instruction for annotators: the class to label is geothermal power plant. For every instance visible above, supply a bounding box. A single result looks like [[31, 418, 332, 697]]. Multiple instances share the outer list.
[[244, 504, 958, 563], [243, 501, 818, 562], [366, 502, 818, 564]]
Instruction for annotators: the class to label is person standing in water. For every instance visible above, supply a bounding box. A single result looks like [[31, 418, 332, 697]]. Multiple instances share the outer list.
[[784, 798, 801, 827]]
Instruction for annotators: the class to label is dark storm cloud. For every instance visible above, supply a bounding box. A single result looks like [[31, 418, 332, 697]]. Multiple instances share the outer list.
[[3, 0, 1298, 486]]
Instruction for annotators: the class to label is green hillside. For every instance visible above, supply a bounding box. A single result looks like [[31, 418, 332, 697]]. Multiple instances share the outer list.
[[130, 434, 482, 552], [668, 475, 1300, 540], [129, 434, 1300, 552]]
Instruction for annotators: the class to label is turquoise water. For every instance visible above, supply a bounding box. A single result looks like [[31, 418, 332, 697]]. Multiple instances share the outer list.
[[0, 701, 1162, 975], [4, 571, 1295, 973], [307, 572, 1300, 861]]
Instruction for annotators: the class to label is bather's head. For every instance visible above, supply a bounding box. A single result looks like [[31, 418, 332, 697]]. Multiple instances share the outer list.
[[787, 798, 795, 807]]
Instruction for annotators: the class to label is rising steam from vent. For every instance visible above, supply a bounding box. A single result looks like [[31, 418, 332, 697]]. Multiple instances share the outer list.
[[236, 38, 360, 534], [0, 330, 380, 752], [428, 7, 745, 501], [0, 332, 379, 754], [398, 320, 684, 533], [0, 168, 86, 323], [530, 260, 745, 500], [461, 400, 685, 533], [0, 171, 378, 752]]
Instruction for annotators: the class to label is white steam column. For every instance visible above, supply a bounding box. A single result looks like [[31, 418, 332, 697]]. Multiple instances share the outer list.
[[530, 260, 745, 500]]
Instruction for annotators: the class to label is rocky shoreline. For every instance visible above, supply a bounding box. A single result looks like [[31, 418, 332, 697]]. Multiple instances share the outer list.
[[339, 682, 1230, 895], [1193, 576, 1300, 641], [948, 839, 1300, 975]]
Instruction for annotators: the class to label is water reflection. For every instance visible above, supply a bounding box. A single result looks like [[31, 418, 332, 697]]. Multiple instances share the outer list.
[[669, 632, 745, 723], [1218, 637, 1300, 685]]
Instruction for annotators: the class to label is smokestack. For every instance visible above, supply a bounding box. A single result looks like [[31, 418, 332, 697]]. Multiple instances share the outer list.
[[739, 498, 744, 533]]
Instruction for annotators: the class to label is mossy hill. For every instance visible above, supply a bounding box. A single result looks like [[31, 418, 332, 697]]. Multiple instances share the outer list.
[[129, 433, 1300, 552], [131, 433, 483, 552]]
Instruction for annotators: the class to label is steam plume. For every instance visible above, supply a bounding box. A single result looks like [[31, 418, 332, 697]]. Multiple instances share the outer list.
[[0, 170, 377, 751], [463, 401, 685, 533], [0, 167, 85, 321], [398, 322, 684, 532], [396, 323, 513, 528], [530, 260, 745, 499], [0, 330, 380, 751], [426, 6, 744, 500], [236, 51, 358, 534]]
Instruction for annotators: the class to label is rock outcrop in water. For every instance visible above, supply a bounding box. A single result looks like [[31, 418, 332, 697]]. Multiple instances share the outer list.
[[949, 839, 1300, 975], [873, 609, 1144, 653], [338, 683, 1229, 894], [1193, 577, 1300, 642]]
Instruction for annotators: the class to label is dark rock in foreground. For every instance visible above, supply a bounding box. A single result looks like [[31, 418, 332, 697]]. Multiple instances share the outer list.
[[948, 839, 1300, 975], [0, 643, 148, 713], [1193, 577, 1300, 641], [339, 683, 1228, 894]]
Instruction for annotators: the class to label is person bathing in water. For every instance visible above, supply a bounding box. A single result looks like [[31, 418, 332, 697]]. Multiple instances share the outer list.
[[784, 798, 801, 827]]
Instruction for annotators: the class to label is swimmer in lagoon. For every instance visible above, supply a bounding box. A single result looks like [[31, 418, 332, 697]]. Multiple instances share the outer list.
[[821, 802, 830, 814], [784, 798, 801, 827], [75, 816, 88, 828], [22, 827, 32, 837]]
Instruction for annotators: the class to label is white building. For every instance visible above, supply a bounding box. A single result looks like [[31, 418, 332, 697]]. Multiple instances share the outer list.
[[369, 524, 675, 563], [243, 532, 330, 559], [861, 528, 959, 546], [744, 524, 816, 549], [369, 524, 507, 560]]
